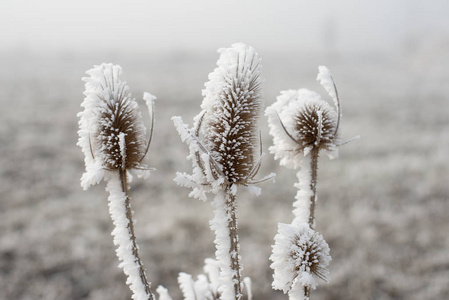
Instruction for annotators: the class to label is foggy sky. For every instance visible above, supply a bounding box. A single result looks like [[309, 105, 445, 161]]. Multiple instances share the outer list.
[[1, 0, 449, 53]]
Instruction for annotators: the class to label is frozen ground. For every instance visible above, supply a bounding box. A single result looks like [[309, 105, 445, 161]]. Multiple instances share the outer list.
[[0, 47, 448, 300]]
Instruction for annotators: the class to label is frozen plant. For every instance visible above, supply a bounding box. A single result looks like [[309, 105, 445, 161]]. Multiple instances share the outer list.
[[172, 43, 275, 300], [77, 63, 156, 300], [266, 66, 357, 299]]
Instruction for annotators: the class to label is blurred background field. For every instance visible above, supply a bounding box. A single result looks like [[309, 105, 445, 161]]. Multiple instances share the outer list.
[[1, 1, 449, 299]]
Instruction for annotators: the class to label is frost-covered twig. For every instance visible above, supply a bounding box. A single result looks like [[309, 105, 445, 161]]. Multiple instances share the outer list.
[[267, 66, 355, 299], [77, 63, 156, 300], [173, 43, 274, 300]]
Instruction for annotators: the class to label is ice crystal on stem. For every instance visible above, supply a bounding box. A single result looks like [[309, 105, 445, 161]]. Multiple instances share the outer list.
[[267, 67, 355, 299], [77, 63, 155, 300], [173, 43, 274, 300]]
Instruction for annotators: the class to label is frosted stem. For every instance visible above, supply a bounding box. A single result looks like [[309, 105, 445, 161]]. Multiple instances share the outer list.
[[308, 148, 319, 229], [210, 186, 243, 300], [226, 187, 243, 300], [119, 169, 154, 300], [304, 286, 311, 300]]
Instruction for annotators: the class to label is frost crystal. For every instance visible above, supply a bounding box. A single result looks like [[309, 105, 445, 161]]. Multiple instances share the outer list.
[[270, 223, 331, 297]]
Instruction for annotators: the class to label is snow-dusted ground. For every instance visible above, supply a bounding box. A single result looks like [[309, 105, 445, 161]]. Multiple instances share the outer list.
[[1, 48, 448, 299]]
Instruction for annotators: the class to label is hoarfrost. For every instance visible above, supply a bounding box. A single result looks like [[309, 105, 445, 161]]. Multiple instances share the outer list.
[[156, 286, 173, 300], [292, 155, 312, 225], [270, 222, 330, 297]]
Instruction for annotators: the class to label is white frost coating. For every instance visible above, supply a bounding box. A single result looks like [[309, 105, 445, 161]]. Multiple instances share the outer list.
[[317, 66, 342, 148], [270, 223, 331, 297], [292, 155, 312, 225], [156, 286, 173, 300], [204, 258, 221, 294], [194, 275, 214, 300], [143, 92, 157, 108], [172, 116, 224, 201], [243, 277, 252, 300], [178, 273, 197, 300], [178, 272, 214, 300], [118, 132, 126, 169], [105, 173, 151, 300], [209, 190, 239, 300], [316, 66, 337, 107]]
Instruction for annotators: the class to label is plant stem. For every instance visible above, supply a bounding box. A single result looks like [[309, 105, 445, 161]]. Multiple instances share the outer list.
[[211, 186, 243, 300], [225, 185, 243, 300], [308, 148, 319, 229], [304, 286, 311, 300], [302, 148, 319, 300], [119, 169, 154, 300]]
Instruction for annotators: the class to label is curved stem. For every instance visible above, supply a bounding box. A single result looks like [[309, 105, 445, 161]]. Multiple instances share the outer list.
[[119, 169, 154, 300]]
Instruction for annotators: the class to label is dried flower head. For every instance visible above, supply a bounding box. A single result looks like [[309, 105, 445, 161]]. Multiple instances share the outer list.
[[173, 43, 274, 199], [200, 43, 263, 184], [78, 63, 155, 189], [265, 66, 343, 169], [270, 223, 331, 296]]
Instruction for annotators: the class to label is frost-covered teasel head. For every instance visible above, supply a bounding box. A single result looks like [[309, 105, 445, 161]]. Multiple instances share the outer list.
[[78, 63, 155, 189], [173, 43, 274, 199], [266, 66, 342, 169], [200, 43, 263, 184], [270, 223, 331, 297]]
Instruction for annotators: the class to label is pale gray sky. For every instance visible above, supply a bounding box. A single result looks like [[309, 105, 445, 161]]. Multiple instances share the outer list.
[[1, 0, 449, 53]]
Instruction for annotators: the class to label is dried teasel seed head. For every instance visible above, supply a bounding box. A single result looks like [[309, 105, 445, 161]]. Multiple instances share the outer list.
[[78, 63, 151, 188], [270, 223, 331, 294], [292, 97, 338, 152], [266, 64, 345, 169], [199, 43, 263, 185]]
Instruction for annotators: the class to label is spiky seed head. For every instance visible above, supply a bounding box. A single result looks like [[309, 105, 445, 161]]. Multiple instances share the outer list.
[[270, 223, 331, 294], [266, 88, 338, 169], [78, 63, 148, 188], [199, 43, 263, 185], [293, 98, 337, 152], [290, 227, 330, 285], [96, 88, 146, 171]]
